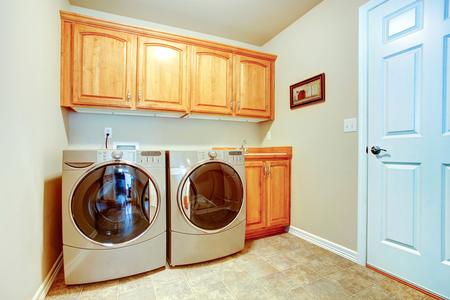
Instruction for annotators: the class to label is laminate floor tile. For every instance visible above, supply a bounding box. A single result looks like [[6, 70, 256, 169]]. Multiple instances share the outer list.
[[45, 233, 433, 300]]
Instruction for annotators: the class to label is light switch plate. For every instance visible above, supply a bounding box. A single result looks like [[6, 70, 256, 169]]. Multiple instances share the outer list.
[[344, 118, 358, 132]]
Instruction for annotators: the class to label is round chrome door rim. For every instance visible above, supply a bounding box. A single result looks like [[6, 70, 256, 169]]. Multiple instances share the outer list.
[[68, 159, 162, 248], [176, 159, 245, 234]]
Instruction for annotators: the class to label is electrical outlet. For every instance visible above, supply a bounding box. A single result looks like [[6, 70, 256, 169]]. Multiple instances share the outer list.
[[343, 118, 357, 132], [104, 127, 112, 138]]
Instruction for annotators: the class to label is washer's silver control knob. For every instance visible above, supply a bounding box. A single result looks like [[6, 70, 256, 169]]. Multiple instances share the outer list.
[[111, 150, 123, 160], [208, 151, 217, 159]]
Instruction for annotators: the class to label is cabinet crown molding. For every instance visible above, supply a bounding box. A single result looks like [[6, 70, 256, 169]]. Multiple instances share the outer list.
[[60, 11, 277, 61]]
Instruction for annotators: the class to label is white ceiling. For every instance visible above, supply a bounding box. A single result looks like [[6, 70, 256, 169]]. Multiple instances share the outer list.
[[69, 0, 323, 46]]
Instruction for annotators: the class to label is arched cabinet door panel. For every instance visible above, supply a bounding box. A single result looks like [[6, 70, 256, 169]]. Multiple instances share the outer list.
[[266, 160, 290, 227], [136, 37, 188, 112], [190, 46, 233, 115], [245, 160, 266, 232], [234, 55, 272, 118], [72, 24, 137, 108]]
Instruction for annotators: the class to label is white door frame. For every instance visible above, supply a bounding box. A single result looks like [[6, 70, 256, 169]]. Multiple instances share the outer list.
[[357, 0, 388, 265]]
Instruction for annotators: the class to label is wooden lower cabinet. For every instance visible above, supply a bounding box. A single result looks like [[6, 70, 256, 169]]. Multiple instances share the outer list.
[[244, 147, 291, 240]]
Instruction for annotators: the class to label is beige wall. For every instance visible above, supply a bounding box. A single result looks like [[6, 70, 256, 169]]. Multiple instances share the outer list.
[[69, 5, 263, 51], [66, 6, 265, 149], [69, 113, 263, 149], [261, 0, 367, 251], [0, 0, 69, 299]]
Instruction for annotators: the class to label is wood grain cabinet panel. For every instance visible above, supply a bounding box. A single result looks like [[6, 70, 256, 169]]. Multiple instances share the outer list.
[[136, 37, 188, 112], [245, 160, 267, 232], [234, 55, 272, 118], [266, 160, 290, 227], [190, 46, 233, 115], [72, 24, 136, 107]]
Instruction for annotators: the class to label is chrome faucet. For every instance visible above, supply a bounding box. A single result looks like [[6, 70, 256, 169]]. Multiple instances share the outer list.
[[240, 138, 248, 153]]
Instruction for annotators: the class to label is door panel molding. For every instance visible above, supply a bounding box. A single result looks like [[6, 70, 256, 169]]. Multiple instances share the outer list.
[[443, 35, 450, 135], [443, 164, 450, 265], [381, 162, 421, 255], [382, 0, 423, 43], [382, 45, 422, 137]]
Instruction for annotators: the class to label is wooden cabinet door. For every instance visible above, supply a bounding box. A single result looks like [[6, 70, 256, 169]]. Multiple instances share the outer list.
[[266, 160, 290, 227], [234, 55, 272, 118], [136, 37, 188, 112], [190, 46, 233, 115], [245, 160, 267, 232], [72, 24, 136, 108]]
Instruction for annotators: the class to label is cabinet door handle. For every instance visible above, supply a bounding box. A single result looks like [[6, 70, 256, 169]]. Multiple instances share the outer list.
[[264, 163, 268, 176], [138, 89, 142, 102], [230, 100, 233, 111], [267, 165, 271, 176], [127, 89, 131, 102]]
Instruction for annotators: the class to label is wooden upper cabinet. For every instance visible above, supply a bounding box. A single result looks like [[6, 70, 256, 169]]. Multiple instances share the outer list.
[[61, 12, 276, 120], [190, 46, 233, 115], [72, 24, 136, 108], [234, 55, 272, 118], [245, 160, 267, 232], [266, 160, 290, 227], [136, 37, 188, 112]]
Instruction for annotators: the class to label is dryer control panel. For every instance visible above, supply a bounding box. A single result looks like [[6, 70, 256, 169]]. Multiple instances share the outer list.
[[97, 150, 164, 168], [197, 150, 244, 166], [225, 150, 245, 166]]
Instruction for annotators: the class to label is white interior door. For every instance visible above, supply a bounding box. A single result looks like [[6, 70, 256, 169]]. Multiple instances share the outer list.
[[367, 0, 450, 298]]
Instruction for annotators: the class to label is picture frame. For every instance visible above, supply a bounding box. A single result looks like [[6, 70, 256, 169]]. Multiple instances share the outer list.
[[290, 73, 325, 109]]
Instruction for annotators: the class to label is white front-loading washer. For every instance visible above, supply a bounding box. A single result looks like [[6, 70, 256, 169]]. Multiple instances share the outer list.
[[168, 150, 246, 266], [62, 149, 166, 284]]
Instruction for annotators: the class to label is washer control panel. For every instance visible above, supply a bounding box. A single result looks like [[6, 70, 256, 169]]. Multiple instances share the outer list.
[[97, 150, 136, 163], [137, 151, 164, 168], [97, 150, 164, 168]]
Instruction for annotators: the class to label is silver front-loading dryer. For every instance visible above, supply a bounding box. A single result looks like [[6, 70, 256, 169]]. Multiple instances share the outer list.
[[62, 149, 166, 284], [168, 150, 246, 266]]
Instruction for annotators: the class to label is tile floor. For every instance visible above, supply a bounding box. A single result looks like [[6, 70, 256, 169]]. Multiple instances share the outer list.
[[46, 233, 433, 300]]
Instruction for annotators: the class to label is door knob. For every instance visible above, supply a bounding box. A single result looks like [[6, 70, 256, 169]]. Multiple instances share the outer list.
[[370, 146, 387, 155]]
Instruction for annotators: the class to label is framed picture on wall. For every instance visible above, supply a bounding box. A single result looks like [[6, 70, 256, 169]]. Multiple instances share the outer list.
[[290, 73, 325, 109]]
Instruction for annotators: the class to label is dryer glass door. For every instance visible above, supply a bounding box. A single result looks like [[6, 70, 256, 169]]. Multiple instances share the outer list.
[[180, 162, 243, 231], [71, 163, 159, 245]]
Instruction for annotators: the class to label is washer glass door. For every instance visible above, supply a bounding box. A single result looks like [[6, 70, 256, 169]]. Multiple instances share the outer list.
[[180, 162, 243, 231], [71, 163, 159, 245]]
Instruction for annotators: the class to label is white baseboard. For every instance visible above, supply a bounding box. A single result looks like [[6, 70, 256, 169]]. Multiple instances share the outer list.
[[288, 226, 358, 263], [32, 253, 63, 300]]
